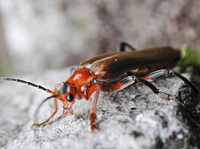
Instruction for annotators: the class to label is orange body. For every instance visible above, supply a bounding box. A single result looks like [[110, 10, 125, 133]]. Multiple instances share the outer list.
[[56, 46, 181, 131]]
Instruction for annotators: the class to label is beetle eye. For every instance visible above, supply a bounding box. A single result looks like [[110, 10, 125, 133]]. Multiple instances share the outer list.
[[67, 94, 74, 102]]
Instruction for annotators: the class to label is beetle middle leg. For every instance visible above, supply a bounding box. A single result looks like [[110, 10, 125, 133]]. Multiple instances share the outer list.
[[101, 72, 175, 100], [142, 69, 199, 94], [137, 78, 175, 101]]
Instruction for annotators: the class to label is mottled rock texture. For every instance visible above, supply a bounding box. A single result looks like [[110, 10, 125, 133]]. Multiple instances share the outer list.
[[0, 67, 199, 149]]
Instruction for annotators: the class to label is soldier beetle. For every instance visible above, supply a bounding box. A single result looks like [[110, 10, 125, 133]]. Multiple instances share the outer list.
[[0, 42, 199, 132]]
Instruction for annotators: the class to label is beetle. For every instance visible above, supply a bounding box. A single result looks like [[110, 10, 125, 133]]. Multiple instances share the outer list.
[[0, 42, 199, 132]]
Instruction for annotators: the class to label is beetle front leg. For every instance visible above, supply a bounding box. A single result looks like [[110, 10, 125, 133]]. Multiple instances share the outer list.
[[87, 82, 101, 132], [32, 98, 58, 127]]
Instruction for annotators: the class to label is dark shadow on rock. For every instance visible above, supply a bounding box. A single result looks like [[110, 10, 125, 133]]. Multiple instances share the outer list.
[[176, 70, 200, 148]]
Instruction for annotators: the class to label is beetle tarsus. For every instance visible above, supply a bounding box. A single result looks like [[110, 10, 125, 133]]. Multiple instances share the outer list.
[[89, 112, 99, 132], [89, 83, 101, 132], [158, 91, 176, 101]]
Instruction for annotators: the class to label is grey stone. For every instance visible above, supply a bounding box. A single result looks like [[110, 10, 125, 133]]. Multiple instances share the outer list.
[[0, 67, 199, 149]]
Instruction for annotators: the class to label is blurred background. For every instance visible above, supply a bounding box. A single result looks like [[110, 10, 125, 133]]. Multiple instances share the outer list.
[[0, 0, 199, 76]]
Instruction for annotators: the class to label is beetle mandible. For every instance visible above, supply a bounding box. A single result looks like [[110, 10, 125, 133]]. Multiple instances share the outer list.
[[0, 42, 199, 132]]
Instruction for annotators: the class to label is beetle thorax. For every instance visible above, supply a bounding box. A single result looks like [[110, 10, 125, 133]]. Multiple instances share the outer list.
[[67, 68, 94, 86]]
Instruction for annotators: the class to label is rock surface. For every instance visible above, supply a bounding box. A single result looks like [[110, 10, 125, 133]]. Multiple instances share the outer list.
[[0, 67, 200, 149]]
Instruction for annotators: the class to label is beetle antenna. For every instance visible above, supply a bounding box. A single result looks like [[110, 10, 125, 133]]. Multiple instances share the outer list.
[[0, 77, 54, 94]]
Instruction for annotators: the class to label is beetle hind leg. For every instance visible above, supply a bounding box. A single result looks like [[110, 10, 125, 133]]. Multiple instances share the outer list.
[[101, 75, 137, 92], [171, 71, 199, 94], [120, 41, 137, 52]]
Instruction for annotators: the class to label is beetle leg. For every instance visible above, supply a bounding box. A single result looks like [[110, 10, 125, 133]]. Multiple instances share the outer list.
[[142, 69, 169, 81], [32, 98, 58, 127], [120, 41, 137, 52], [87, 82, 101, 132], [170, 71, 199, 94], [101, 75, 136, 92], [142, 69, 199, 94], [137, 78, 175, 101]]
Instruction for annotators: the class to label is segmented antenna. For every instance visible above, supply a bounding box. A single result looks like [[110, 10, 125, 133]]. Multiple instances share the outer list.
[[0, 77, 54, 94]]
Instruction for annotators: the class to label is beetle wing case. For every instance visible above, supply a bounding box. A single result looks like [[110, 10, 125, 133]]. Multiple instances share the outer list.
[[80, 46, 180, 81]]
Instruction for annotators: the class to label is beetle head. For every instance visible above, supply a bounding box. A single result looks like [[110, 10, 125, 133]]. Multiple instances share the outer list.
[[59, 83, 77, 114]]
